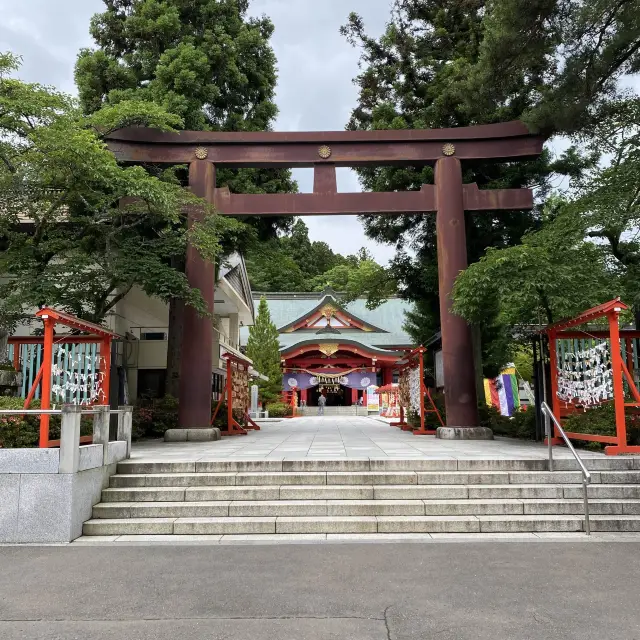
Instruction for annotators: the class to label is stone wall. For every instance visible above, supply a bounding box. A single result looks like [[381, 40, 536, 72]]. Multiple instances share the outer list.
[[0, 441, 127, 543]]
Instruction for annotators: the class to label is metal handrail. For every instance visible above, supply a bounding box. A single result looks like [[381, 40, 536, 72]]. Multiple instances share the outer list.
[[541, 401, 591, 535], [0, 409, 126, 415]]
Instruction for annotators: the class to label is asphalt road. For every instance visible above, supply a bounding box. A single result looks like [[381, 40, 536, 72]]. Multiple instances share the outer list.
[[1, 542, 639, 639]]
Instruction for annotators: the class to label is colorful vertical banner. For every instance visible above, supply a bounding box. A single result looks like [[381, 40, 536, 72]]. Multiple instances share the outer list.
[[366, 385, 380, 412], [484, 366, 521, 416]]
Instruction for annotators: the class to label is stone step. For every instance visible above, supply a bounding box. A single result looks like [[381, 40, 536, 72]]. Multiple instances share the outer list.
[[84, 514, 632, 536], [568, 485, 640, 499], [476, 515, 584, 533], [521, 499, 640, 515], [101, 483, 640, 504], [92, 497, 640, 520], [589, 515, 640, 531], [116, 458, 640, 475], [107, 469, 640, 488]]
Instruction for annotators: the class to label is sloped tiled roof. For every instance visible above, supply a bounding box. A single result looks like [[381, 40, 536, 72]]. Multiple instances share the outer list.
[[240, 290, 414, 351]]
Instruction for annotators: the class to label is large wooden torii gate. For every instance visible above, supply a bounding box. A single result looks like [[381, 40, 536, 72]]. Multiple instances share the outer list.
[[107, 121, 544, 439]]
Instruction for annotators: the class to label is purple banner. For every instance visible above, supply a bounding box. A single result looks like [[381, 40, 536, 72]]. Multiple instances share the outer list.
[[283, 370, 375, 391]]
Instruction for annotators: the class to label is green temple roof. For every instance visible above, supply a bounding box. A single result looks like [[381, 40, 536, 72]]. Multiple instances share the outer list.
[[240, 289, 415, 353]]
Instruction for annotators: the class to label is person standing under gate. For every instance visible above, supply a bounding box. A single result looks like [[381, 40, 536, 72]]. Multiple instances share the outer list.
[[318, 393, 327, 416]]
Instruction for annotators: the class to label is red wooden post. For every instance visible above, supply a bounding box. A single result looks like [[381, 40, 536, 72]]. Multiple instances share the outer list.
[[39, 316, 54, 448], [419, 349, 426, 432], [100, 338, 111, 406], [179, 160, 215, 429], [608, 310, 627, 449], [226, 356, 233, 433], [382, 367, 393, 386], [435, 156, 482, 436], [351, 388, 358, 405], [301, 388, 308, 405], [547, 330, 562, 444], [12, 344, 19, 371]]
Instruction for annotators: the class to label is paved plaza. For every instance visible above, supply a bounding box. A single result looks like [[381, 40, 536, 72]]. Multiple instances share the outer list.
[[131, 416, 607, 461], [1, 542, 639, 639]]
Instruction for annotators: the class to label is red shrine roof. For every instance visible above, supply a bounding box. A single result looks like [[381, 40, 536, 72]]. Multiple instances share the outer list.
[[35, 308, 118, 338], [543, 299, 629, 333]]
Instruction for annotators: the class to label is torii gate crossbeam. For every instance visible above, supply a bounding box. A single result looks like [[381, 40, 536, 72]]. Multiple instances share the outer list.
[[107, 121, 544, 439]]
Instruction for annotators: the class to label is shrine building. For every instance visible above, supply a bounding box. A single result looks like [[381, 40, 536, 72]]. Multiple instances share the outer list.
[[241, 289, 414, 408]]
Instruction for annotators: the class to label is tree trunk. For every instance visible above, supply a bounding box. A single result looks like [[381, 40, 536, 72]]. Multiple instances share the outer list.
[[165, 298, 184, 398], [471, 324, 485, 404], [0, 329, 9, 364]]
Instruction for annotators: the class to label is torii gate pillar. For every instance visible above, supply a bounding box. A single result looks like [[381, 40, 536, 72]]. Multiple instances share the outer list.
[[176, 160, 215, 432], [435, 157, 490, 439]]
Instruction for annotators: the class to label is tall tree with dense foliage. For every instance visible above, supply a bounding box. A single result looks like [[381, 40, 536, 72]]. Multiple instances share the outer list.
[[454, 97, 640, 343], [466, 0, 640, 135], [75, 0, 297, 395], [452, 199, 618, 373], [246, 297, 282, 405], [0, 53, 229, 351], [341, 0, 639, 368]]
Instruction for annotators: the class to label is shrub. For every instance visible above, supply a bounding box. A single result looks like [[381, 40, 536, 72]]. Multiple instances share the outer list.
[[132, 395, 179, 440], [0, 397, 93, 448], [478, 402, 536, 440], [562, 403, 640, 450], [268, 402, 293, 418]]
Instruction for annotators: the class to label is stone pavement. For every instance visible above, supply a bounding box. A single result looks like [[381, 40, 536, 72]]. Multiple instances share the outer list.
[[1, 542, 639, 639], [131, 416, 608, 461]]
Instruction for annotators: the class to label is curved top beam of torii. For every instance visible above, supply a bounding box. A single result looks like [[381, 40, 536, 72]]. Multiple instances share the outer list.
[[106, 120, 544, 168]]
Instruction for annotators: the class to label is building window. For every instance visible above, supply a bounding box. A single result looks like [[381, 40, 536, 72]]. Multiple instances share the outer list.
[[141, 332, 167, 341], [137, 369, 166, 398], [212, 372, 225, 401]]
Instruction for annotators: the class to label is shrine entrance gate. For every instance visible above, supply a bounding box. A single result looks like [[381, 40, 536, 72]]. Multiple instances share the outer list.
[[107, 121, 544, 439]]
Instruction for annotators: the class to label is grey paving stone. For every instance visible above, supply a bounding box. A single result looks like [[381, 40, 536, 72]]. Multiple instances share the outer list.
[[173, 517, 276, 535], [374, 485, 468, 500], [0, 475, 20, 541], [102, 487, 186, 502], [83, 518, 175, 535], [0, 448, 59, 473], [276, 516, 378, 534], [422, 499, 524, 516], [478, 515, 583, 533], [195, 460, 283, 472], [282, 459, 370, 471], [229, 501, 328, 517], [326, 472, 417, 485], [235, 472, 326, 486], [326, 500, 425, 516], [185, 486, 280, 501], [377, 516, 480, 533], [280, 485, 374, 500]]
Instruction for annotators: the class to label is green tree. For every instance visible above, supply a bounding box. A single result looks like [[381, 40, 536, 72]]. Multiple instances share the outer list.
[[246, 297, 282, 405], [569, 98, 640, 323], [466, 0, 640, 136], [75, 0, 297, 395], [0, 52, 228, 344], [310, 248, 396, 307], [451, 199, 617, 374], [341, 0, 632, 366], [244, 220, 390, 294]]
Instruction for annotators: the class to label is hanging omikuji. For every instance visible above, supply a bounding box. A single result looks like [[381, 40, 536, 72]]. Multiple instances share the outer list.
[[408, 367, 422, 414], [50, 345, 106, 405], [556, 341, 613, 406]]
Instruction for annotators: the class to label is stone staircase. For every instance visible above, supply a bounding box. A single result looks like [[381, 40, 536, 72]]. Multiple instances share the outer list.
[[81, 458, 640, 539], [296, 406, 368, 417]]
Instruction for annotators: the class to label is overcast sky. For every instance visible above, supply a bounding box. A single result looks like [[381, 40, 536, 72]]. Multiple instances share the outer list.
[[0, 0, 396, 262]]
